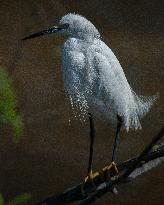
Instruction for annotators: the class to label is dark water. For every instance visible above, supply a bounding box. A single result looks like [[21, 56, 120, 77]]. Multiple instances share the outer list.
[[0, 0, 163, 204]]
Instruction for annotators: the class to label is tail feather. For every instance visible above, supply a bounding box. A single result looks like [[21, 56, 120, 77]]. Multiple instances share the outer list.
[[133, 91, 159, 117], [124, 91, 159, 131]]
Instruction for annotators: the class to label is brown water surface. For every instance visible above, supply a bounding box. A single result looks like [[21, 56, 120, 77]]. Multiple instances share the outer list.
[[0, 1, 163, 204]]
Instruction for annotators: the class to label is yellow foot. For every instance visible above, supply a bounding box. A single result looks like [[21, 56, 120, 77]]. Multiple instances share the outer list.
[[102, 161, 119, 175], [102, 162, 119, 195], [81, 169, 99, 196]]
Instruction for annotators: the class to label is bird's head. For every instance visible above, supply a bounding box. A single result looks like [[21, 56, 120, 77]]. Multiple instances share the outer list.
[[22, 13, 100, 41], [59, 13, 100, 40]]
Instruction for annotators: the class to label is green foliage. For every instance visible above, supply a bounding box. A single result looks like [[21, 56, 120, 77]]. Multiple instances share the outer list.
[[152, 144, 159, 152], [0, 68, 23, 142], [0, 69, 28, 205], [0, 194, 4, 205], [0, 193, 31, 205], [8, 193, 31, 205]]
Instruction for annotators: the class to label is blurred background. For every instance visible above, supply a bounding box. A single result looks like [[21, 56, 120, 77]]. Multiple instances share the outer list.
[[0, 0, 163, 204]]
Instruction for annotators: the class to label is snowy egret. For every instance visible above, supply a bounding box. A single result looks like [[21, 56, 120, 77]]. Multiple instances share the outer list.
[[23, 13, 158, 188]]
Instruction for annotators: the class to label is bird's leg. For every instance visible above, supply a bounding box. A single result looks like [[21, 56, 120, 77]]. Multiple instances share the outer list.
[[111, 115, 123, 170], [103, 115, 123, 176], [81, 113, 99, 195]]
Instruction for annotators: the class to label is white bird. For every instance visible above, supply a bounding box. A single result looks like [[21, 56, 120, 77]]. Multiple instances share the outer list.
[[23, 13, 158, 189]]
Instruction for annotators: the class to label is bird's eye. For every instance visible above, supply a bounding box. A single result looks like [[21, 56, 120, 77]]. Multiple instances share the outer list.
[[60, 23, 69, 29]]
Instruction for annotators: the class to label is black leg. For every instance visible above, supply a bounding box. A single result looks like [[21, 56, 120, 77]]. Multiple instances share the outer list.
[[87, 112, 95, 175], [111, 115, 122, 162], [81, 113, 96, 195]]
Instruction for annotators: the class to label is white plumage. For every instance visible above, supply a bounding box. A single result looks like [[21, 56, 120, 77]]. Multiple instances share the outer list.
[[60, 13, 157, 131]]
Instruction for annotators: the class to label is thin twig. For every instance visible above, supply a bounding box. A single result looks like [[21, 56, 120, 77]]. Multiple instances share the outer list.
[[119, 125, 164, 180]]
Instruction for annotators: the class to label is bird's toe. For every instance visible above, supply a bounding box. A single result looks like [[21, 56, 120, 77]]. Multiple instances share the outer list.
[[81, 169, 99, 195], [102, 161, 119, 179]]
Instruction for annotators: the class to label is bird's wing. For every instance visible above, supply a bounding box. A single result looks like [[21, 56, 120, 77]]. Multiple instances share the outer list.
[[93, 50, 133, 113], [93, 50, 128, 92]]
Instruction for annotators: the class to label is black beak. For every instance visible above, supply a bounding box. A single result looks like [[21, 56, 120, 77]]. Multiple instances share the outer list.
[[22, 23, 69, 40]]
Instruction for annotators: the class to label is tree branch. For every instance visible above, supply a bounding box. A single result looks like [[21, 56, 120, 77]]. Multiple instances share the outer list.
[[38, 126, 164, 205]]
